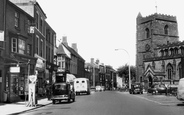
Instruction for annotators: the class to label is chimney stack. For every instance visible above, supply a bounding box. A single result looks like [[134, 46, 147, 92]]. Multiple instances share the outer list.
[[91, 58, 94, 64], [62, 36, 68, 46], [72, 43, 78, 53]]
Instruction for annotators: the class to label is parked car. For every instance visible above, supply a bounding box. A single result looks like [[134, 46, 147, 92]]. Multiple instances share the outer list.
[[129, 82, 143, 94], [101, 86, 105, 91], [177, 78, 184, 101], [156, 84, 167, 94], [167, 84, 177, 96], [147, 84, 157, 94], [147, 84, 167, 95], [95, 85, 102, 92]]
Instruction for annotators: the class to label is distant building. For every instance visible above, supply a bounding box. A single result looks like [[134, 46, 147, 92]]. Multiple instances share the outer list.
[[56, 37, 85, 78]]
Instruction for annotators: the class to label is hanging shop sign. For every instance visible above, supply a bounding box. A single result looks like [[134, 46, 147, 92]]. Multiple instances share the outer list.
[[36, 58, 45, 69], [10, 66, 20, 73]]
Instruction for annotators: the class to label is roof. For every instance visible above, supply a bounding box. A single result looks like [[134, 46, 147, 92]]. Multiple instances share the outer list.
[[62, 43, 85, 61]]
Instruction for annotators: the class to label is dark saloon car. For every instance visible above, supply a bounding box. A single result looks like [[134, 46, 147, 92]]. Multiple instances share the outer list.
[[147, 84, 167, 95], [129, 83, 143, 94]]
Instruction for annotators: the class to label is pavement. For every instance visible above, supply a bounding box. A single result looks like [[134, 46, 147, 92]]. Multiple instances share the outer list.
[[0, 98, 52, 115]]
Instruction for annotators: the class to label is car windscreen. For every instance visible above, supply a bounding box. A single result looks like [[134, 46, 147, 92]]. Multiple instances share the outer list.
[[55, 84, 67, 90], [53, 84, 68, 95]]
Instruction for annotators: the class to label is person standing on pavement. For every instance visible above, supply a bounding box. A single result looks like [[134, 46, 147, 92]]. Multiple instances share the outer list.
[[46, 85, 51, 100]]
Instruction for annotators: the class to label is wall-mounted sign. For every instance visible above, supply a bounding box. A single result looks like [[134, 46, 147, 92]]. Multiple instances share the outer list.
[[0, 30, 4, 41], [10, 67, 20, 73], [30, 26, 34, 33]]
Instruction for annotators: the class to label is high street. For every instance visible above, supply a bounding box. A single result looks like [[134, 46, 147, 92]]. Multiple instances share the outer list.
[[16, 91, 184, 115]]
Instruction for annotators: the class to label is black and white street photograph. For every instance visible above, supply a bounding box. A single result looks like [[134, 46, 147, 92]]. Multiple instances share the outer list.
[[1, 0, 184, 115]]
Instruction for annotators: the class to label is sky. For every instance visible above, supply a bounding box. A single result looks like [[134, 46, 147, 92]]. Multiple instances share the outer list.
[[37, 0, 184, 69]]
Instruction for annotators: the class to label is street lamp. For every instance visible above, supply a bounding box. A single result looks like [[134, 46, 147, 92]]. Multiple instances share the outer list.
[[115, 49, 131, 90]]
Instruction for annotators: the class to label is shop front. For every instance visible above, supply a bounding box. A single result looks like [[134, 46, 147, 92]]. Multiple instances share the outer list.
[[45, 61, 58, 99], [2, 54, 36, 102]]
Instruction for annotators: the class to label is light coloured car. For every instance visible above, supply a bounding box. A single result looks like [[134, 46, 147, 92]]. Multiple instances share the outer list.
[[95, 86, 102, 92], [101, 86, 105, 91]]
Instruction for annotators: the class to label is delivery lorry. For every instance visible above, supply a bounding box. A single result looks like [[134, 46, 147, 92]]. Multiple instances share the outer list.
[[74, 78, 90, 95], [51, 71, 76, 104]]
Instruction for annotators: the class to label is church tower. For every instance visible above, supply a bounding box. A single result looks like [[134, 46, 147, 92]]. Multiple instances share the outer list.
[[136, 13, 179, 82]]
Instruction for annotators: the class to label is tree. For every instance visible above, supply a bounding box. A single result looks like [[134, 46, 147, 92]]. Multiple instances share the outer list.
[[117, 64, 136, 83]]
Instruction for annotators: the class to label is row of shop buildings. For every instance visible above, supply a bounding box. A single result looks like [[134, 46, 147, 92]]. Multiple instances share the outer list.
[[0, 0, 58, 102], [0, 0, 118, 103]]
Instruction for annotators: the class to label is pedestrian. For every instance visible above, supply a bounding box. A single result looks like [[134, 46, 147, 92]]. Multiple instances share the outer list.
[[46, 85, 50, 100]]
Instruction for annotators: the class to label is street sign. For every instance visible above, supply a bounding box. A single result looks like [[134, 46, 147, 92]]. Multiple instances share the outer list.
[[10, 66, 20, 73]]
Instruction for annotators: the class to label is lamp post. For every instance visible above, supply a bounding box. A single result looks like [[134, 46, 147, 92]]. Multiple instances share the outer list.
[[115, 49, 131, 90]]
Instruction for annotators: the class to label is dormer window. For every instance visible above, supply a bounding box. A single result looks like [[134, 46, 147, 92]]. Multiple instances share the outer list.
[[164, 25, 169, 35], [145, 28, 150, 38]]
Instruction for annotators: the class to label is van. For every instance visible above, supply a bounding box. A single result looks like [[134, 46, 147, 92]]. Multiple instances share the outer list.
[[177, 78, 184, 101], [74, 78, 90, 95]]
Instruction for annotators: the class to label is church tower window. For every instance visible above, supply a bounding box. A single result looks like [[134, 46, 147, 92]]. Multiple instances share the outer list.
[[145, 28, 150, 38], [164, 25, 169, 35]]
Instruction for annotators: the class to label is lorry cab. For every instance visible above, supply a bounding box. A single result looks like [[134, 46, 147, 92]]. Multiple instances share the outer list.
[[51, 82, 75, 104], [177, 78, 184, 101]]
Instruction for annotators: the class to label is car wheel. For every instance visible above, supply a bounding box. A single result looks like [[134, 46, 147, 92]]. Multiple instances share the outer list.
[[73, 97, 75, 102], [52, 100, 55, 104], [68, 98, 71, 103]]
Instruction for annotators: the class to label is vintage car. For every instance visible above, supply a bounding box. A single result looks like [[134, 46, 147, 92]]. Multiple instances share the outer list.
[[129, 82, 143, 94]]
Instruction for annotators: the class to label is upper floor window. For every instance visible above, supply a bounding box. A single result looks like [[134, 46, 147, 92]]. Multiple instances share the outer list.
[[11, 38, 25, 54], [27, 20, 31, 34], [36, 36, 39, 54], [12, 38, 18, 52], [164, 25, 169, 35], [40, 18, 43, 33], [36, 12, 39, 29], [145, 28, 150, 38], [27, 44, 31, 56], [40, 39, 43, 57], [15, 12, 20, 28], [18, 39, 25, 54]]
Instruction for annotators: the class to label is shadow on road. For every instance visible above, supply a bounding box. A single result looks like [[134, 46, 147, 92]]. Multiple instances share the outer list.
[[176, 102, 184, 106]]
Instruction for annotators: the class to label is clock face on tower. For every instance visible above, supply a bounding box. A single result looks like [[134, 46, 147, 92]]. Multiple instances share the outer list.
[[145, 44, 150, 51]]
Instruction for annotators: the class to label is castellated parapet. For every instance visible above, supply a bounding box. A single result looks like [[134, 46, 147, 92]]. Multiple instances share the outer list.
[[137, 13, 177, 24]]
